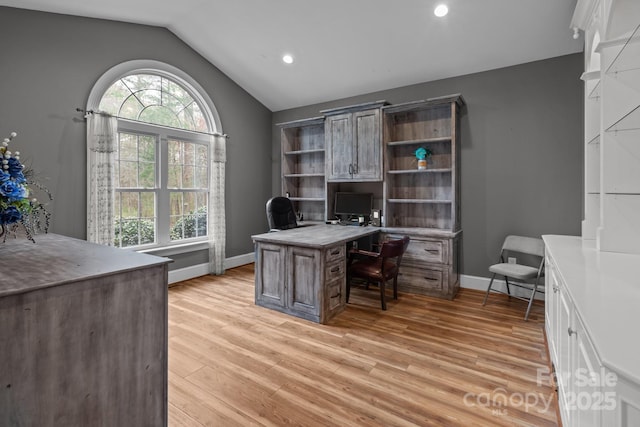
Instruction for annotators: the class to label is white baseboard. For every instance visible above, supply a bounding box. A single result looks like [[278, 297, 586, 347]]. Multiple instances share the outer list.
[[168, 255, 543, 301], [460, 274, 544, 300], [168, 252, 254, 284]]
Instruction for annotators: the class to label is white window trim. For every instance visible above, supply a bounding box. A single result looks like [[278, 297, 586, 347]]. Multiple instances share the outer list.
[[87, 60, 223, 254]]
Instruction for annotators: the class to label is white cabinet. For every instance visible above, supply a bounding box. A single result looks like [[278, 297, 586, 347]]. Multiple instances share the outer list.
[[574, 0, 640, 253], [543, 235, 640, 427]]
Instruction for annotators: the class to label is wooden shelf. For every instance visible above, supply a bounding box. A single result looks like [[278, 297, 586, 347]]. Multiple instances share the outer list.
[[279, 116, 326, 222], [284, 149, 325, 156], [386, 137, 451, 146], [289, 197, 325, 202], [387, 198, 453, 204], [387, 168, 452, 174], [283, 173, 325, 178]]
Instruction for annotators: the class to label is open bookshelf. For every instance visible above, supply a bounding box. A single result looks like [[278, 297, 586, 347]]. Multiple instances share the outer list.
[[382, 95, 464, 230], [278, 117, 326, 222]]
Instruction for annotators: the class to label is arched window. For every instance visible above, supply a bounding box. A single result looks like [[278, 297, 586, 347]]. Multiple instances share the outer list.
[[87, 60, 224, 252]]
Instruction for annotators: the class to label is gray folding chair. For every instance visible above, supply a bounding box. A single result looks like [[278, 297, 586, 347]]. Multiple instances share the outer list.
[[482, 235, 545, 321]]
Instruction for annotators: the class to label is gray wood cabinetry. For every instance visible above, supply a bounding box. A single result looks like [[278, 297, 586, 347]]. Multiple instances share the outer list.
[[275, 94, 464, 300], [278, 117, 326, 221], [0, 234, 170, 427], [381, 95, 464, 299], [322, 101, 386, 182], [381, 230, 460, 299], [253, 225, 378, 323]]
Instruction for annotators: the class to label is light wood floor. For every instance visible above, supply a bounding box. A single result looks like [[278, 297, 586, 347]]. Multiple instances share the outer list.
[[168, 264, 559, 427]]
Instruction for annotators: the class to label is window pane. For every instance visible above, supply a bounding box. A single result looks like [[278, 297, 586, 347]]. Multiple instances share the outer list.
[[138, 88, 161, 107], [195, 166, 208, 188], [169, 191, 207, 241], [139, 138, 155, 162], [119, 134, 137, 161], [139, 105, 181, 128], [120, 95, 144, 120], [168, 165, 181, 188], [196, 145, 208, 168], [139, 162, 155, 188], [119, 161, 137, 188], [141, 192, 155, 218], [170, 192, 183, 217], [114, 191, 156, 248], [182, 165, 195, 188], [120, 192, 139, 218], [118, 133, 157, 189]]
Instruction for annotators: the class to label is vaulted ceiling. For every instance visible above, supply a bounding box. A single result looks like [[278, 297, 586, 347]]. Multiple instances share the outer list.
[[0, 0, 583, 111]]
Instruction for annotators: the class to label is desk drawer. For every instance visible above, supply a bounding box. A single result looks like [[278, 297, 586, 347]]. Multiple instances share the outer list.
[[325, 244, 346, 263], [327, 277, 343, 311], [397, 265, 444, 294], [385, 234, 446, 264], [326, 260, 345, 281]]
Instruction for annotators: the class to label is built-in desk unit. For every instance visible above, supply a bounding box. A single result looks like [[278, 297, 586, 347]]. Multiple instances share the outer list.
[[253, 225, 379, 323], [276, 95, 465, 301]]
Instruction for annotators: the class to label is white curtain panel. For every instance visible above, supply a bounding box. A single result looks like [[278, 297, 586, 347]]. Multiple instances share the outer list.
[[208, 134, 227, 275], [86, 113, 118, 245]]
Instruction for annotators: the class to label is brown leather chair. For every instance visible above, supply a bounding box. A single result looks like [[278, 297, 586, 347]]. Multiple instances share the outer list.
[[346, 235, 410, 310]]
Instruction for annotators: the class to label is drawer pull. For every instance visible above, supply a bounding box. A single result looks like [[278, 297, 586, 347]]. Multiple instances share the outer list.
[[424, 276, 439, 281], [330, 266, 340, 273], [330, 249, 341, 256], [424, 249, 440, 254]]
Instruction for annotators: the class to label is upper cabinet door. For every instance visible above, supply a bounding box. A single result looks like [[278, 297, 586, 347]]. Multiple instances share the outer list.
[[352, 108, 382, 181], [325, 108, 383, 182], [325, 113, 354, 181]]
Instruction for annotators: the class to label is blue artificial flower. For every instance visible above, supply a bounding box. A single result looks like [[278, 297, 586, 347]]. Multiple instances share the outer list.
[[0, 205, 22, 225], [0, 179, 27, 202], [7, 158, 25, 183], [0, 170, 10, 183]]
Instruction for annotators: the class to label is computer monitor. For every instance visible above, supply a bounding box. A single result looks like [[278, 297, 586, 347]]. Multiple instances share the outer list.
[[334, 192, 373, 219]]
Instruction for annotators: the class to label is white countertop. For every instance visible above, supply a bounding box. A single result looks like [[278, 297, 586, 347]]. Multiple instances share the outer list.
[[543, 235, 640, 383]]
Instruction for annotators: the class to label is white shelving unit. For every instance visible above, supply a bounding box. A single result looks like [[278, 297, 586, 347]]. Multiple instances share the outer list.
[[598, 23, 640, 253]]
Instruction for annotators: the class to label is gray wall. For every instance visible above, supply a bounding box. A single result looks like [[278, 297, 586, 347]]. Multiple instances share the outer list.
[[0, 7, 273, 267], [272, 54, 584, 278], [0, 6, 583, 278]]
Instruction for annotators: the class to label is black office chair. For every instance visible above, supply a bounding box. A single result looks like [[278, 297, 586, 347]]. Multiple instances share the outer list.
[[266, 196, 298, 231]]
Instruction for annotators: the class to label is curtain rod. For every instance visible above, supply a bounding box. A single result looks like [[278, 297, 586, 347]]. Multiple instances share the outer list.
[[76, 108, 114, 118], [75, 108, 229, 139]]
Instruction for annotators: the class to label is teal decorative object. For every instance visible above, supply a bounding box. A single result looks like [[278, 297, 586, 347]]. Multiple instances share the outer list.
[[415, 147, 432, 170]]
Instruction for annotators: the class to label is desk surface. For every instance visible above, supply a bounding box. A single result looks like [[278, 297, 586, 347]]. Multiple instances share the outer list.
[[252, 224, 379, 248], [0, 233, 169, 297]]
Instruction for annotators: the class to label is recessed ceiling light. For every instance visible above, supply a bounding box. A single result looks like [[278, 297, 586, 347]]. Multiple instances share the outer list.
[[434, 4, 448, 17], [282, 54, 294, 64]]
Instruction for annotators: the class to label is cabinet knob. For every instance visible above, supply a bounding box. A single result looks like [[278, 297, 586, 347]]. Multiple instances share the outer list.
[[568, 327, 576, 337], [348, 164, 353, 176], [553, 286, 559, 293]]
